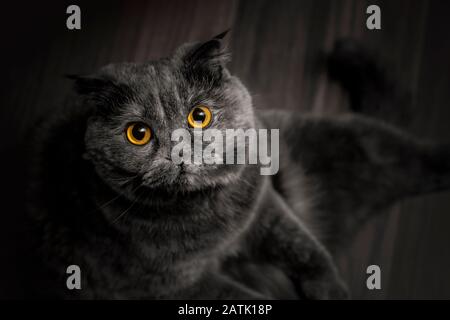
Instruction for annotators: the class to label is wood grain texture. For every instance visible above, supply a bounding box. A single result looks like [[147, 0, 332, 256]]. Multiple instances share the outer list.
[[1, 0, 449, 299]]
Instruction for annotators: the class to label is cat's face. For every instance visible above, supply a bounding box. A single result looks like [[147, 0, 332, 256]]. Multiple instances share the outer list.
[[77, 36, 255, 201]]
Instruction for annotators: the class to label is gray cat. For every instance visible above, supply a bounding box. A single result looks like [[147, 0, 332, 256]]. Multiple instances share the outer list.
[[28, 32, 450, 299]]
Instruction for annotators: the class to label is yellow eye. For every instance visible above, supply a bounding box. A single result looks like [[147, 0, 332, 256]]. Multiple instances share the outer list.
[[187, 105, 212, 129], [125, 122, 152, 145]]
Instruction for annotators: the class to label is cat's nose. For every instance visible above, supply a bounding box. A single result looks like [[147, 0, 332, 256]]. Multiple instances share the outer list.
[[164, 155, 184, 168], [167, 155, 184, 167]]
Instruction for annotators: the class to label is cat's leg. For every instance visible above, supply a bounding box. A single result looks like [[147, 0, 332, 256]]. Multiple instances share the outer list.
[[259, 110, 450, 251], [254, 187, 349, 300], [175, 271, 268, 299]]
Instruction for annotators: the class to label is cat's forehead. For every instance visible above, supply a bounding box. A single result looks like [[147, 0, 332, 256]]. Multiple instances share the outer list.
[[101, 60, 188, 101], [99, 60, 178, 87], [97, 60, 220, 109], [95, 61, 206, 120]]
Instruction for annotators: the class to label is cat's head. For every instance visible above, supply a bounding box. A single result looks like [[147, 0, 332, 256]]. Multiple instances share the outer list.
[[72, 32, 255, 201]]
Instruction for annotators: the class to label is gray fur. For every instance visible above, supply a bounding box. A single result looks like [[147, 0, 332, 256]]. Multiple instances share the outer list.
[[28, 35, 450, 299]]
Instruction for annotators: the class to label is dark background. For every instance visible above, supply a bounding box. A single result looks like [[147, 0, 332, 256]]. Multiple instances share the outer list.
[[1, 0, 450, 299]]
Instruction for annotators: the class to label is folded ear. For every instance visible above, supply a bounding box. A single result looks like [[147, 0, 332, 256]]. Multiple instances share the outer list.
[[66, 74, 132, 110], [180, 30, 231, 78], [66, 74, 112, 95]]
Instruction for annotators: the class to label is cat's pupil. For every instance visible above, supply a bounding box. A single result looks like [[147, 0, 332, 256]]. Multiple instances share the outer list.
[[132, 124, 147, 140], [192, 108, 206, 123]]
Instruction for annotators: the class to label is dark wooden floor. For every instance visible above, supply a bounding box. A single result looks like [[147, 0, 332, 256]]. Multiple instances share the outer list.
[[1, 0, 450, 299]]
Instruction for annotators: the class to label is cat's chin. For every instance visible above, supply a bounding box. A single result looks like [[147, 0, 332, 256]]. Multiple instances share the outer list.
[[127, 181, 220, 207], [146, 170, 242, 194]]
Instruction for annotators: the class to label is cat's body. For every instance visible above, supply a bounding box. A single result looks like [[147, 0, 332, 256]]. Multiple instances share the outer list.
[[28, 35, 450, 299], [30, 108, 341, 299]]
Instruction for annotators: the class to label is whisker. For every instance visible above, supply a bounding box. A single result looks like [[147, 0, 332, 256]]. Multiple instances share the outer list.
[[109, 175, 139, 183], [111, 189, 142, 224], [91, 176, 140, 213]]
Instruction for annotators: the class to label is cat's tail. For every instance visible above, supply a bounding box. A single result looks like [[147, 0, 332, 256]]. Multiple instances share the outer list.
[[327, 39, 411, 126]]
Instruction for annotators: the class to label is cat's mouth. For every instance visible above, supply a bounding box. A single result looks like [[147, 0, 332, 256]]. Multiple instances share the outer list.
[[137, 161, 200, 189], [135, 160, 239, 193]]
